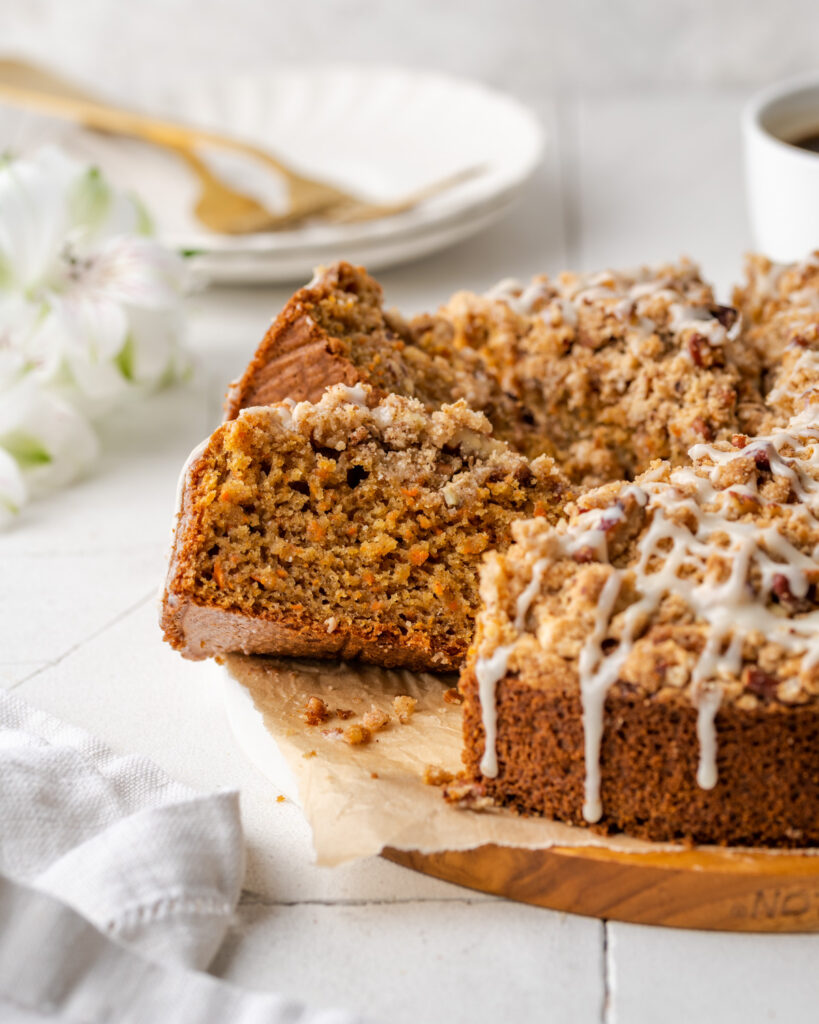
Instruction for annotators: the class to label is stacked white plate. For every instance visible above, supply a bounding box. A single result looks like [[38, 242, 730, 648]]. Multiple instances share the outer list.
[[1, 65, 544, 283]]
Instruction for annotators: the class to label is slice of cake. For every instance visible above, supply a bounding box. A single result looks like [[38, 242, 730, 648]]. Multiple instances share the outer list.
[[733, 251, 819, 422], [223, 261, 529, 451], [226, 260, 765, 485], [460, 406, 819, 846], [162, 384, 569, 671], [423, 258, 765, 485]]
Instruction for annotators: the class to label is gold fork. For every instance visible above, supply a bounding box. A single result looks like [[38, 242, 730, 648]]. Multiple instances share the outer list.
[[0, 59, 482, 234]]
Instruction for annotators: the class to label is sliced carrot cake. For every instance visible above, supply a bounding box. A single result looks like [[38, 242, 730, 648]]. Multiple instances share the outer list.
[[162, 384, 569, 671], [224, 261, 529, 452], [226, 259, 765, 484]]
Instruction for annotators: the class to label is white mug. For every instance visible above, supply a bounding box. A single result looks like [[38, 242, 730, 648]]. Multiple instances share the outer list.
[[743, 73, 819, 261]]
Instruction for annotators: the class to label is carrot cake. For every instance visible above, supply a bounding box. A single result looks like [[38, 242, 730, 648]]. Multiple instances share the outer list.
[[224, 261, 528, 451], [226, 259, 765, 485], [460, 405, 819, 846], [162, 384, 568, 671], [164, 252, 819, 848], [426, 258, 765, 484], [734, 251, 819, 422]]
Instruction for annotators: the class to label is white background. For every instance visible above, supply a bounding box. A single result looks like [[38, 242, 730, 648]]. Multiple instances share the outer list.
[[3, 0, 819, 94], [2, 2, 819, 1023]]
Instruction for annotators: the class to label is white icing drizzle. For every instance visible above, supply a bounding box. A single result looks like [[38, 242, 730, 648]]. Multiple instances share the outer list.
[[475, 556, 552, 778], [474, 406, 819, 820], [669, 303, 729, 345], [579, 571, 632, 822], [768, 350, 819, 405], [476, 645, 514, 777], [334, 383, 371, 407], [484, 277, 554, 317], [695, 686, 722, 789], [514, 558, 549, 630], [483, 265, 730, 353]]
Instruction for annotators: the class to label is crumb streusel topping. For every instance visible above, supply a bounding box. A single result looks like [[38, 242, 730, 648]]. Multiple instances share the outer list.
[[425, 258, 765, 485], [474, 403, 819, 822]]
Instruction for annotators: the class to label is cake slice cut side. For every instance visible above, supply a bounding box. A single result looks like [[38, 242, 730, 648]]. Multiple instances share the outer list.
[[223, 262, 525, 446], [163, 384, 569, 671], [225, 262, 409, 417]]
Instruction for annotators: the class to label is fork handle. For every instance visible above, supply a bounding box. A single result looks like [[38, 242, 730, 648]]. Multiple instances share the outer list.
[[0, 65, 308, 186]]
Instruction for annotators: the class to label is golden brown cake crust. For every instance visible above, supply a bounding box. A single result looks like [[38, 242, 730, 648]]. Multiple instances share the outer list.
[[460, 670, 819, 847], [461, 400, 819, 846], [224, 263, 376, 418]]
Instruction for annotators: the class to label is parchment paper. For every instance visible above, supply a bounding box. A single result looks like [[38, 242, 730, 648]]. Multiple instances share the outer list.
[[225, 653, 688, 866]]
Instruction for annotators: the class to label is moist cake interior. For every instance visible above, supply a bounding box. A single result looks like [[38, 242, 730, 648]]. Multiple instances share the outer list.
[[164, 386, 568, 669]]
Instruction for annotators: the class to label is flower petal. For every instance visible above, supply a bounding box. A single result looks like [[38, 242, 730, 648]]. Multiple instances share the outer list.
[[0, 375, 99, 498], [0, 446, 27, 526]]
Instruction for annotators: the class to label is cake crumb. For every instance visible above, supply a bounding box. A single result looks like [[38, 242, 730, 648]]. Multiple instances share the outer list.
[[423, 765, 454, 786], [336, 707, 355, 720], [344, 723, 372, 746], [393, 695, 417, 723], [304, 696, 331, 725], [302, 750, 317, 759], [362, 705, 390, 732], [443, 687, 463, 705], [443, 778, 497, 811], [276, 794, 286, 803]]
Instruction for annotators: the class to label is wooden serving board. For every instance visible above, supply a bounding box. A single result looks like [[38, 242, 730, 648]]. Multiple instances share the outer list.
[[383, 843, 819, 932], [223, 661, 819, 933]]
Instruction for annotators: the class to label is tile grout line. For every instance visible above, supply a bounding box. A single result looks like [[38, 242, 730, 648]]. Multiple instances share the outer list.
[[238, 895, 500, 909], [9, 589, 157, 691], [2, 543, 167, 559], [555, 89, 582, 270], [601, 919, 612, 1024]]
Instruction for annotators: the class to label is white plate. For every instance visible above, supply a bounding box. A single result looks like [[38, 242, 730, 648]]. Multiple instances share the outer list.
[[222, 669, 301, 802], [0, 65, 544, 282]]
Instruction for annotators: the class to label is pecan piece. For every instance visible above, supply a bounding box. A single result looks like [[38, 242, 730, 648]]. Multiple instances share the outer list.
[[708, 304, 738, 329], [743, 667, 779, 700]]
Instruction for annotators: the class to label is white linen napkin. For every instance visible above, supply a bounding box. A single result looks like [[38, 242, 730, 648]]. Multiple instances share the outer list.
[[0, 690, 367, 1023], [0, 688, 243, 970]]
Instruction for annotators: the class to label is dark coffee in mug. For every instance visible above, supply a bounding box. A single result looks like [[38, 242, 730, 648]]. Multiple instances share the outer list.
[[791, 130, 819, 154]]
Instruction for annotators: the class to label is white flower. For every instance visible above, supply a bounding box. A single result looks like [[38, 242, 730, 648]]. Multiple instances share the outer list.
[[0, 374, 99, 498], [0, 448, 26, 527], [0, 146, 188, 525]]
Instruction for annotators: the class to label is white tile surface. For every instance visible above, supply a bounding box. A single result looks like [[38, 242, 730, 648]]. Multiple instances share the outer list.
[[0, 663, 50, 687], [0, 553, 158, 664], [13, 599, 484, 905], [574, 91, 751, 293], [211, 900, 604, 1024], [608, 923, 819, 1024]]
